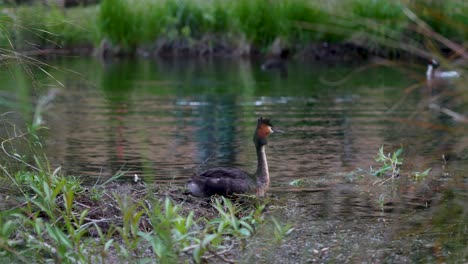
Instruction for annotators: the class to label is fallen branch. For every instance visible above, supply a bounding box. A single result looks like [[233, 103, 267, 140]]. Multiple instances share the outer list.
[[207, 246, 236, 264], [1, 133, 41, 171], [429, 103, 468, 123], [402, 7, 468, 60]]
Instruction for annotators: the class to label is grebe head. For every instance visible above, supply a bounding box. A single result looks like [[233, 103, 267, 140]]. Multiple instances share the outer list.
[[253, 117, 282, 147], [427, 59, 439, 80], [430, 59, 440, 69]]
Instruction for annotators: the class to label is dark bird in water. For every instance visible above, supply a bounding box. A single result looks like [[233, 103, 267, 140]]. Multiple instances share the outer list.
[[261, 49, 290, 72], [188, 117, 282, 197], [426, 59, 460, 81]]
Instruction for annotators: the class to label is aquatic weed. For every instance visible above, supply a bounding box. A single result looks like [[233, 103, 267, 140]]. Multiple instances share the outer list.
[[372, 146, 403, 181], [412, 168, 431, 181], [289, 178, 305, 187]]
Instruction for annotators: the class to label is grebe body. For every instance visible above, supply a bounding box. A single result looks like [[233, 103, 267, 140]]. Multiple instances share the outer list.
[[188, 117, 281, 197], [188, 168, 253, 197], [426, 59, 460, 81], [261, 49, 290, 71]]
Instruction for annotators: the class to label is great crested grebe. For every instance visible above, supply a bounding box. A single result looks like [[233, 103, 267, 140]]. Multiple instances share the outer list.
[[261, 49, 290, 71], [188, 117, 282, 197], [426, 59, 460, 81]]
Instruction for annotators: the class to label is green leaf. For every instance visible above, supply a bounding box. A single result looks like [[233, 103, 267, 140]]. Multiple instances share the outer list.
[[271, 217, 281, 230], [289, 179, 304, 186], [78, 209, 89, 225], [202, 234, 218, 247], [422, 168, 431, 174], [239, 221, 253, 232], [238, 227, 251, 237], [192, 245, 201, 263], [104, 239, 114, 251], [46, 223, 72, 249], [285, 227, 295, 235], [1, 220, 14, 235], [394, 147, 403, 157], [186, 211, 194, 229]]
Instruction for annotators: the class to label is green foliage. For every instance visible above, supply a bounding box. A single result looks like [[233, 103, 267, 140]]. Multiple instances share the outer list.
[[373, 146, 403, 179], [271, 217, 294, 243], [2, 0, 467, 54], [231, 0, 335, 45], [99, 0, 152, 48], [378, 194, 386, 212], [413, 168, 431, 181], [4, 170, 90, 262], [289, 178, 304, 187], [356, 146, 432, 185], [409, 0, 468, 42], [97, 0, 348, 49], [280, 1, 339, 42], [162, 0, 206, 38], [231, 0, 280, 45], [1, 5, 99, 49], [114, 196, 145, 257], [1, 163, 273, 263], [373, 147, 422, 183], [99, 0, 232, 48], [350, 0, 405, 20], [190, 197, 265, 263], [138, 197, 195, 262], [211, 196, 259, 238], [95, 0, 467, 55]]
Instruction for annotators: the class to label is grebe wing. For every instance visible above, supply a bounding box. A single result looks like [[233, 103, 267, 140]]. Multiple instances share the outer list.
[[189, 168, 252, 196], [197, 167, 250, 179]]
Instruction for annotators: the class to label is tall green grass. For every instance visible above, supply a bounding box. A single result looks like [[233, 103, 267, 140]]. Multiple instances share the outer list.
[[98, 0, 233, 49], [97, 0, 467, 56], [98, 0, 340, 48], [0, 5, 99, 50], [409, 0, 468, 41], [1, 0, 467, 56]]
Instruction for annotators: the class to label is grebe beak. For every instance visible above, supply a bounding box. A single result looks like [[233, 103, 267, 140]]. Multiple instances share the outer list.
[[271, 127, 284, 134]]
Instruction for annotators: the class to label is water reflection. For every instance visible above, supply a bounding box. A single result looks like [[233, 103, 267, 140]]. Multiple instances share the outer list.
[[2, 58, 467, 180], [7, 59, 461, 180]]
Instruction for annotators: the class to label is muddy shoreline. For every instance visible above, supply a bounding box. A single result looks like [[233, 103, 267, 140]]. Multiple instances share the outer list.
[[74, 176, 448, 263], [16, 37, 435, 64]]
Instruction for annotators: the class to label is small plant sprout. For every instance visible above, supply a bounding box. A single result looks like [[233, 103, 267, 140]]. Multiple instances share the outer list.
[[211, 197, 257, 238], [378, 194, 386, 212], [413, 168, 431, 181], [343, 170, 365, 183], [289, 179, 304, 187], [372, 146, 403, 184], [271, 217, 294, 243]]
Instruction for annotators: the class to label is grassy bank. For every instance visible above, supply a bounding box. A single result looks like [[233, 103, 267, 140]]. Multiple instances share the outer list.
[[98, 0, 468, 52], [1, 0, 467, 58], [0, 122, 284, 263]]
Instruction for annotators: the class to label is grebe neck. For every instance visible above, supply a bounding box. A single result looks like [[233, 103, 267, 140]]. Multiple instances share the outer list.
[[426, 64, 433, 80], [255, 145, 269, 196]]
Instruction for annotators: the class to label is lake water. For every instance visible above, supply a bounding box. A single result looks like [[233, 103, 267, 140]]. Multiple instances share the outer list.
[[1, 57, 467, 262]]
